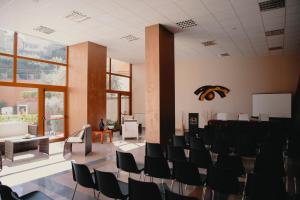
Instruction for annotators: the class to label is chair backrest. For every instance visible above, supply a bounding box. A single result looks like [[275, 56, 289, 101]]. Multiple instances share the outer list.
[[0, 184, 14, 200], [189, 137, 206, 150], [145, 156, 171, 179], [173, 135, 186, 148], [206, 165, 239, 195], [254, 152, 285, 177], [145, 142, 164, 158], [173, 161, 203, 186], [116, 151, 140, 173], [189, 148, 212, 169], [215, 154, 245, 177], [129, 178, 162, 200], [238, 113, 249, 121], [165, 190, 198, 200], [245, 173, 286, 200], [94, 169, 125, 199], [167, 145, 186, 162], [71, 162, 95, 188]]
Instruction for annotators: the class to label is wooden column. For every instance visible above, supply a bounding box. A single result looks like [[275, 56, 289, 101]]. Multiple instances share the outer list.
[[145, 24, 175, 145], [68, 42, 107, 134]]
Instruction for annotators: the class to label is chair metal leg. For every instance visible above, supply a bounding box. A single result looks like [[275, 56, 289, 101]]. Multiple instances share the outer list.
[[117, 169, 120, 178], [72, 183, 78, 200], [242, 173, 248, 200]]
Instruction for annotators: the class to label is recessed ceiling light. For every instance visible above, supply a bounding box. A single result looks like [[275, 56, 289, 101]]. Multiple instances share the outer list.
[[259, 0, 285, 12], [65, 10, 91, 23], [265, 29, 284, 37], [121, 35, 139, 42], [202, 40, 216, 47], [269, 46, 283, 51], [176, 19, 197, 29], [33, 26, 55, 34]]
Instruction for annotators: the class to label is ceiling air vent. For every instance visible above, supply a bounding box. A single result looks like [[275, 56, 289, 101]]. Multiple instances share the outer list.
[[265, 28, 284, 36], [259, 0, 285, 12], [33, 26, 55, 34], [269, 46, 283, 51], [220, 53, 230, 57], [66, 10, 91, 23], [121, 35, 139, 42], [176, 19, 197, 29], [202, 40, 216, 47]]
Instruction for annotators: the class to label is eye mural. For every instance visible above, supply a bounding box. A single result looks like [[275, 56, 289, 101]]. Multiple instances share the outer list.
[[194, 85, 230, 101]]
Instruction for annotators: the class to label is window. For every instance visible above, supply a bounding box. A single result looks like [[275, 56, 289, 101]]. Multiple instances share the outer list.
[[106, 58, 132, 125], [18, 33, 67, 63], [111, 59, 130, 76], [0, 86, 38, 139], [111, 75, 129, 91], [17, 59, 66, 86], [0, 56, 13, 81], [0, 29, 14, 54], [0, 28, 68, 141]]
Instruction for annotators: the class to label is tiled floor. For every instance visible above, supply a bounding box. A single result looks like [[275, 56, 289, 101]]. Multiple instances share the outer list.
[[1, 134, 242, 200]]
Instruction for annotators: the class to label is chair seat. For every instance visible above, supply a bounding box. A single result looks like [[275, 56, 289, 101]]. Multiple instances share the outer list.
[[67, 137, 83, 143], [21, 191, 53, 200], [118, 180, 129, 197]]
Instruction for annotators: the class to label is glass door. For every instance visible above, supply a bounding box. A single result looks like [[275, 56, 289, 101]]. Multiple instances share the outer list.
[[44, 90, 65, 139], [121, 95, 130, 116]]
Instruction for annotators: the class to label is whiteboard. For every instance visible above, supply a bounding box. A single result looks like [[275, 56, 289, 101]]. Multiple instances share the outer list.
[[252, 93, 292, 118]]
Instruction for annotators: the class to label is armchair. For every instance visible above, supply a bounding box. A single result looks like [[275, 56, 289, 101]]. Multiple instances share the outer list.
[[63, 124, 92, 158]]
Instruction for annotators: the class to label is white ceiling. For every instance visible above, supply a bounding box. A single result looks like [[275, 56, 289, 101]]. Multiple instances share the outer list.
[[0, 0, 299, 64]]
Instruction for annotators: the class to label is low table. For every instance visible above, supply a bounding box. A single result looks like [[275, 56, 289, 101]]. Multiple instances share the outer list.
[[5, 136, 49, 162], [92, 130, 113, 144]]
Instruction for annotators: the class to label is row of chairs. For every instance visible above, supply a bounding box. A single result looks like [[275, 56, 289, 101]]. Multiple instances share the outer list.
[[71, 161, 198, 200]]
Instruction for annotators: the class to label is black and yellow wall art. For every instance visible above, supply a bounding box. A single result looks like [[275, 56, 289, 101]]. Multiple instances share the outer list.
[[194, 85, 230, 101]]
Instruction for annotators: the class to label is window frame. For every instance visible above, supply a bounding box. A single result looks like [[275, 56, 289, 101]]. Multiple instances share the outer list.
[[106, 58, 132, 123], [0, 31, 68, 142]]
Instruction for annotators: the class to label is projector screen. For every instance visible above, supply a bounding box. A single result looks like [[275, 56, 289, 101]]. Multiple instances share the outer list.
[[252, 93, 292, 118]]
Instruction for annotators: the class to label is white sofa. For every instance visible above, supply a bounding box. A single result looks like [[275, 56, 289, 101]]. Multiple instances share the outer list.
[[121, 120, 139, 140]]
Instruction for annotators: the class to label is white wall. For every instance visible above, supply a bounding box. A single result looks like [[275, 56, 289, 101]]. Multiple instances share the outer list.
[[131, 54, 300, 131]]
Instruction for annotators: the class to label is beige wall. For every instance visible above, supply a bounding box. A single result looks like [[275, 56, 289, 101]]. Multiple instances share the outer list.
[[132, 63, 146, 114], [175, 54, 300, 130], [132, 54, 300, 131]]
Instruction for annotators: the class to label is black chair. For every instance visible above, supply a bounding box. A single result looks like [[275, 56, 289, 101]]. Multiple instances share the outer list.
[[145, 156, 172, 182], [245, 173, 286, 200], [116, 151, 144, 179], [165, 189, 198, 200], [206, 165, 240, 198], [94, 169, 128, 199], [254, 152, 285, 177], [167, 145, 186, 162], [189, 137, 205, 151], [129, 178, 163, 200], [71, 162, 97, 200], [173, 135, 186, 149], [215, 154, 245, 177], [189, 148, 212, 170], [211, 129, 230, 155], [145, 142, 164, 158], [0, 184, 53, 200], [173, 161, 204, 195]]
